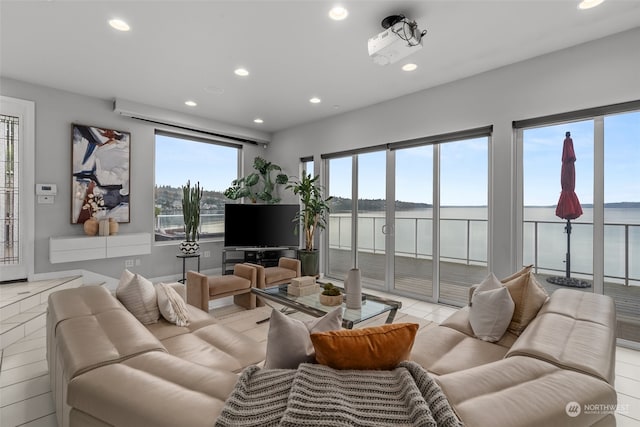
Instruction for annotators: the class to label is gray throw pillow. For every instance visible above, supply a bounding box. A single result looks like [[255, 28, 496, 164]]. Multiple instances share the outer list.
[[116, 270, 160, 325], [264, 307, 342, 369], [469, 273, 515, 342]]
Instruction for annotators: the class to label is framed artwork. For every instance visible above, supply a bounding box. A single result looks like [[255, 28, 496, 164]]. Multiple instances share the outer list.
[[71, 124, 130, 224]]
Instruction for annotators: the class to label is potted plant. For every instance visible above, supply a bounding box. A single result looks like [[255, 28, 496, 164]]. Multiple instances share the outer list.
[[287, 173, 332, 276], [179, 180, 203, 254], [224, 156, 288, 203], [319, 283, 343, 306]]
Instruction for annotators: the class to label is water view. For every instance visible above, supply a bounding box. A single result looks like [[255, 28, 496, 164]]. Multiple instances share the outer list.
[[329, 206, 640, 286]]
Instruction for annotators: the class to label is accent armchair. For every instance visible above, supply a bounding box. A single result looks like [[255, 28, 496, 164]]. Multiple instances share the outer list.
[[186, 263, 257, 312], [246, 257, 301, 307]]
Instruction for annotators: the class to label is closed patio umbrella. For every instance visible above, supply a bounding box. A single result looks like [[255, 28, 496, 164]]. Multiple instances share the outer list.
[[547, 132, 590, 288]]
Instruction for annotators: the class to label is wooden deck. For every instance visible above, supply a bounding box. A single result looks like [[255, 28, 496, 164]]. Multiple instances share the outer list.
[[328, 248, 640, 343]]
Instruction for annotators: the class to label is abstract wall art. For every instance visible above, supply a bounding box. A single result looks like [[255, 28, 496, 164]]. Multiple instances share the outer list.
[[71, 124, 130, 224]]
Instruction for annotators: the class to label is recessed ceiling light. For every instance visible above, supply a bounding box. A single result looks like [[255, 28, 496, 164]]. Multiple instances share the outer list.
[[108, 19, 130, 32], [185, 100, 197, 107], [578, 0, 605, 9], [254, 118, 264, 124], [402, 63, 418, 72], [309, 97, 322, 104], [329, 6, 349, 21], [234, 68, 250, 77]]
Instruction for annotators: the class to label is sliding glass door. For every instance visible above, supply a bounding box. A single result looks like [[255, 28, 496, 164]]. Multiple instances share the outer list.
[[439, 138, 489, 305], [604, 110, 639, 343], [357, 151, 387, 286], [326, 151, 388, 286], [393, 145, 434, 298], [518, 106, 640, 343], [327, 157, 352, 279], [324, 130, 490, 306]]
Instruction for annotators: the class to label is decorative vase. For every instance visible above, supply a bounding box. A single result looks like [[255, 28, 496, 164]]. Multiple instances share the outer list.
[[345, 268, 362, 309], [98, 219, 110, 236], [179, 240, 200, 255], [83, 218, 99, 236], [319, 293, 343, 306], [108, 218, 119, 235]]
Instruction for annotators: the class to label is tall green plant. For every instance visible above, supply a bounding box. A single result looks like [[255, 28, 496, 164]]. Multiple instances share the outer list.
[[286, 174, 332, 251], [224, 157, 288, 203], [182, 180, 203, 242]]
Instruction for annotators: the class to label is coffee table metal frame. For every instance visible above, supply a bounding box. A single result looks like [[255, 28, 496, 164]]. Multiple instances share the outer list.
[[251, 284, 401, 329]]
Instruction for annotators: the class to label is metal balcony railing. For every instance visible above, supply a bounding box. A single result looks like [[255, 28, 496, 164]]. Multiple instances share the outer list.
[[328, 214, 639, 286]]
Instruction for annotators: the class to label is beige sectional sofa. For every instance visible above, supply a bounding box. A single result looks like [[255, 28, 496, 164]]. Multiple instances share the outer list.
[[411, 288, 617, 427], [46, 285, 264, 427], [47, 283, 616, 427]]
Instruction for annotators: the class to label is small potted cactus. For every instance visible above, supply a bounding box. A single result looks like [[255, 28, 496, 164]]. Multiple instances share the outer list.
[[319, 283, 343, 306]]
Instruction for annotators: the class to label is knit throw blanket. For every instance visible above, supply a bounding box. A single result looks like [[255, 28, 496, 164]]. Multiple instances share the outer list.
[[215, 361, 462, 427]]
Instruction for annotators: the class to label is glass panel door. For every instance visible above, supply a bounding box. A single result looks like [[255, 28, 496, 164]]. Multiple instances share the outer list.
[[394, 145, 434, 298], [325, 138, 489, 306], [522, 121, 594, 292], [0, 97, 32, 282], [357, 151, 387, 287], [439, 138, 489, 305], [0, 114, 20, 273], [604, 111, 640, 343], [327, 157, 352, 279]]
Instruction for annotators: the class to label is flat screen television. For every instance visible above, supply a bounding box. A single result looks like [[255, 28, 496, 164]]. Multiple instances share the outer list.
[[224, 204, 299, 248]]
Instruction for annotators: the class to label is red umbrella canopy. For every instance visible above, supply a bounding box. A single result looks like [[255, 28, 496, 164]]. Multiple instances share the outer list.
[[555, 133, 583, 220]]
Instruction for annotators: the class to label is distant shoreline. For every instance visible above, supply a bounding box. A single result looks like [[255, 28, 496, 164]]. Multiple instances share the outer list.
[[334, 201, 640, 211]]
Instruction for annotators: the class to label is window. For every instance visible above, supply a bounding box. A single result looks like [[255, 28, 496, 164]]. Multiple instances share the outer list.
[[1, 114, 19, 264], [323, 127, 491, 306], [301, 156, 314, 177], [154, 131, 240, 242], [516, 102, 640, 343]]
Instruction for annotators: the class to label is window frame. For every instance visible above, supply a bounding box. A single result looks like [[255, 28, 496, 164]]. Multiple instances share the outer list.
[[153, 129, 241, 244]]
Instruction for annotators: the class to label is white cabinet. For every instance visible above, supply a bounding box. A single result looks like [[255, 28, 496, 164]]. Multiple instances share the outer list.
[[105, 233, 151, 258], [49, 233, 151, 264], [49, 236, 106, 264]]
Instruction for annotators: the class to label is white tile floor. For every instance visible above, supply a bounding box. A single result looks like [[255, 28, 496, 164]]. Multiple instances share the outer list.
[[1, 284, 639, 426]]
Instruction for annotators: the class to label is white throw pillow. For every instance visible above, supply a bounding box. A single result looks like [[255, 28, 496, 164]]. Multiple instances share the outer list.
[[264, 307, 342, 369], [116, 270, 160, 325], [469, 273, 515, 342], [156, 283, 190, 327]]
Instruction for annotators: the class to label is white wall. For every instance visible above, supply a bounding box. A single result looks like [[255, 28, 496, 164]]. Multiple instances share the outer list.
[[269, 27, 640, 279], [0, 78, 267, 280]]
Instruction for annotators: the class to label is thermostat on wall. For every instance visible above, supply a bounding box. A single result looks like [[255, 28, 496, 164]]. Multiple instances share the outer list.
[[36, 183, 57, 204], [36, 183, 57, 195]]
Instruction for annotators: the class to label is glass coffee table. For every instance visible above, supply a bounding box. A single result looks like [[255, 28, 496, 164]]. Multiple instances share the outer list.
[[252, 284, 401, 329]]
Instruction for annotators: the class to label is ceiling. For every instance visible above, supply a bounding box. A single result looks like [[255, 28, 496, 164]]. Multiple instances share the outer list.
[[2, 1, 640, 133]]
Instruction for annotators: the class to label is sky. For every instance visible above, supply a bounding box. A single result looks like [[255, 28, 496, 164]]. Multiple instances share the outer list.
[[524, 111, 639, 205], [156, 111, 638, 206], [155, 134, 238, 193]]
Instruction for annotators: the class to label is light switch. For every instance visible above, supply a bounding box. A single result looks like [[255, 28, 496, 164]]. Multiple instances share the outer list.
[[38, 195, 55, 204]]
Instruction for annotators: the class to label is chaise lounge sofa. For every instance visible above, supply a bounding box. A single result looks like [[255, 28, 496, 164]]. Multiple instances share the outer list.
[[411, 287, 617, 427], [46, 276, 617, 427]]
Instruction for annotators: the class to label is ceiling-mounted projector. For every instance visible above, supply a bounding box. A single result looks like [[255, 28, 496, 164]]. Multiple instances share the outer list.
[[368, 15, 426, 66]]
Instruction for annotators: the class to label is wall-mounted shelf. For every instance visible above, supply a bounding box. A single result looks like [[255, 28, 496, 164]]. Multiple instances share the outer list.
[[49, 233, 151, 264]]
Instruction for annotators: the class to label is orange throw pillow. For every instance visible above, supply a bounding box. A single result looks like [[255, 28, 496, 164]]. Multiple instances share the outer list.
[[310, 323, 419, 370]]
